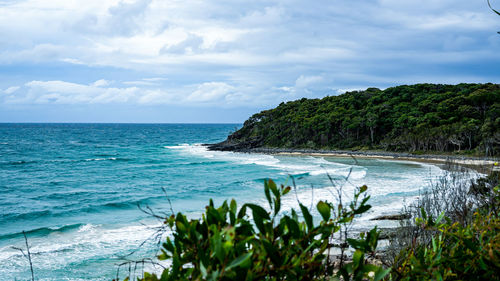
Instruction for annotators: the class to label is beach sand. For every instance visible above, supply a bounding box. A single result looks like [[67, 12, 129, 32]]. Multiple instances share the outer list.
[[265, 150, 498, 173]]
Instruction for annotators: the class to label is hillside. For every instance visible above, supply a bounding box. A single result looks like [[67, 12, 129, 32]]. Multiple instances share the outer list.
[[209, 83, 500, 156]]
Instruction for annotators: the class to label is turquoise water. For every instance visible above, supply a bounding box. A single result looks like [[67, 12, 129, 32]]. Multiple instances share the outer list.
[[0, 123, 443, 280]]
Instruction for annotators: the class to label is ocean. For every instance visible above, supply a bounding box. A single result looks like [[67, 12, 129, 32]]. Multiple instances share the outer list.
[[0, 123, 444, 280]]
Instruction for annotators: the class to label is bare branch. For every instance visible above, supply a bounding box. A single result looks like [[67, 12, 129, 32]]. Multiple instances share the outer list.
[[12, 231, 34, 281], [488, 0, 500, 16]]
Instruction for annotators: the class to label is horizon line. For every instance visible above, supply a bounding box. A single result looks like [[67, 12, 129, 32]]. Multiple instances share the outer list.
[[0, 122, 243, 124]]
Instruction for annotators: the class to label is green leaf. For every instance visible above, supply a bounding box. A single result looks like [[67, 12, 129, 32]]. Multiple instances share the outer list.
[[286, 216, 301, 238], [420, 207, 427, 220], [367, 227, 379, 251], [354, 204, 371, 215], [160, 269, 169, 281], [264, 180, 272, 209], [374, 267, 391, 281], [212, 229, 225, 262], [262, 239, 282, 265], [207, 207, 223, 224], [246, 204, 269, 233], [175, 220, 187, 234], [273, 197, 281, 216], [361, 196, 370, 206], [226, 252, 253, 271], [200, 261, 208, 278], [253, 212, 265, 234], [230, 199, 237, 214], [237, 205, 247, 219], [299, 203, 313, 230], [164, 239, 175, 253], [245, 204, 270, 220], [317, 201, 331, 221], [352, 249, 363, 268], [435, 211, 445, 225], [268, 179, 280, 199], [229, 199, 237, 224], [347, 238, 366, 250]]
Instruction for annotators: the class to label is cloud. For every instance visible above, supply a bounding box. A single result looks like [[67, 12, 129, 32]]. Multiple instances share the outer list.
[[160, 33, 204, 55], [186, 82, 235, 103], [92, 79, 110, 87], [295, 75, 324, 89], [0, 0, 499, 122], [1, 79, 266, 107], [1, 0, 497, 70], [123, 77, 167, 86], [3, 80, 139, 104], [271, 75, 329, 99], [123, 81, 157, 86], [3, 86, 20, 94]]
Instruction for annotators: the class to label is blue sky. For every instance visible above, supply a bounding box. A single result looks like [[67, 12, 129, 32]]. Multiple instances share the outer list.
[[0, 0, 499, 123]]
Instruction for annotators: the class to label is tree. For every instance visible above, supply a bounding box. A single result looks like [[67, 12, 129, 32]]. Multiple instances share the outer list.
[[211, 84, 500, 156], [489, 0, 500, 34]]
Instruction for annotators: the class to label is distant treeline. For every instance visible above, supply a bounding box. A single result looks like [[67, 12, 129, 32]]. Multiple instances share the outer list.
[[226, 83, 500, 156]]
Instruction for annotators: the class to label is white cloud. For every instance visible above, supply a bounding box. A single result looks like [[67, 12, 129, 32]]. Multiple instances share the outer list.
[[186, 82, 235, 103], [123, 77, 167, 86], [60, 58, 86, 65], [92, 79, 110, 87], [0, 0, 499, 117], [295, 75, 324, 88], [123, 80, 157, 86], [270, 75, 328, 99], [4, 80, 139, 104], [1, 0, 496, 70], [142, 77, 167, 82], [3, 86, 20, 94], [137, 90, 173, 104], [1, 79, 268, 107]]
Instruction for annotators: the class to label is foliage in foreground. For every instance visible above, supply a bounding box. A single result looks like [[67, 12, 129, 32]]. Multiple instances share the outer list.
[[393, 210, 500, 281], [135, 180, 389, 281], [391, 171, 500, 280], [121, 170, 500, 281]]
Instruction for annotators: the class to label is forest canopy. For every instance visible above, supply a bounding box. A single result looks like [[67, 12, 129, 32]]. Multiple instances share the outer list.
[[219, 83, 500, 156]]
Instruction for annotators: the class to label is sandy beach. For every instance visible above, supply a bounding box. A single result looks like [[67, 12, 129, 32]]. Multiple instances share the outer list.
[[239, 148, 499, 173]]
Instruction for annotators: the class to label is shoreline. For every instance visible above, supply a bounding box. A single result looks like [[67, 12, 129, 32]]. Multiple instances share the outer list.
[[212, 147, 498, 173]]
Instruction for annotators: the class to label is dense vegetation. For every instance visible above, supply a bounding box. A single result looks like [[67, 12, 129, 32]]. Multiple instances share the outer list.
[[133, 181, 390, 281], [128, 169, 500, 281], [218, 83, 500, 156], [388, 168, 500, 280]]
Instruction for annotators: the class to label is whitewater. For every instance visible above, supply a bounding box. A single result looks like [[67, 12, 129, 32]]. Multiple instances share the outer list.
[[0, 123, 444, 280]]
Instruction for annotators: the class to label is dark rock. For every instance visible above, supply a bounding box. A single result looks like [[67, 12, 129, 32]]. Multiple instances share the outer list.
[[205, 137, 264, 152], [370, 214, 411, 221]]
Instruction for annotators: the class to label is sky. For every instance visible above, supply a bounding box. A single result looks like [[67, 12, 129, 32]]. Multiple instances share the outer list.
[[0, 0, 499, 123]]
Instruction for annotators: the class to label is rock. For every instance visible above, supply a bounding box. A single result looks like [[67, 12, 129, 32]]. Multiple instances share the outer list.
[[370, 214, 411, 221], [205, 137, 264, 152], [378, 226, 414, 240]]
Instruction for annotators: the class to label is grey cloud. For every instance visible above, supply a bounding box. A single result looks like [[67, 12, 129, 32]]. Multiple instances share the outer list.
[[107, 0, 153, 35], [160, 33, 204, 54], [0, 0, 498, 112]]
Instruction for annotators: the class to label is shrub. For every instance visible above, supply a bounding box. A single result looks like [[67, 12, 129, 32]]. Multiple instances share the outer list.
[[393, 209, 500, 280], [389, 170, 500, 280], [132, 180, 389, 281]]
